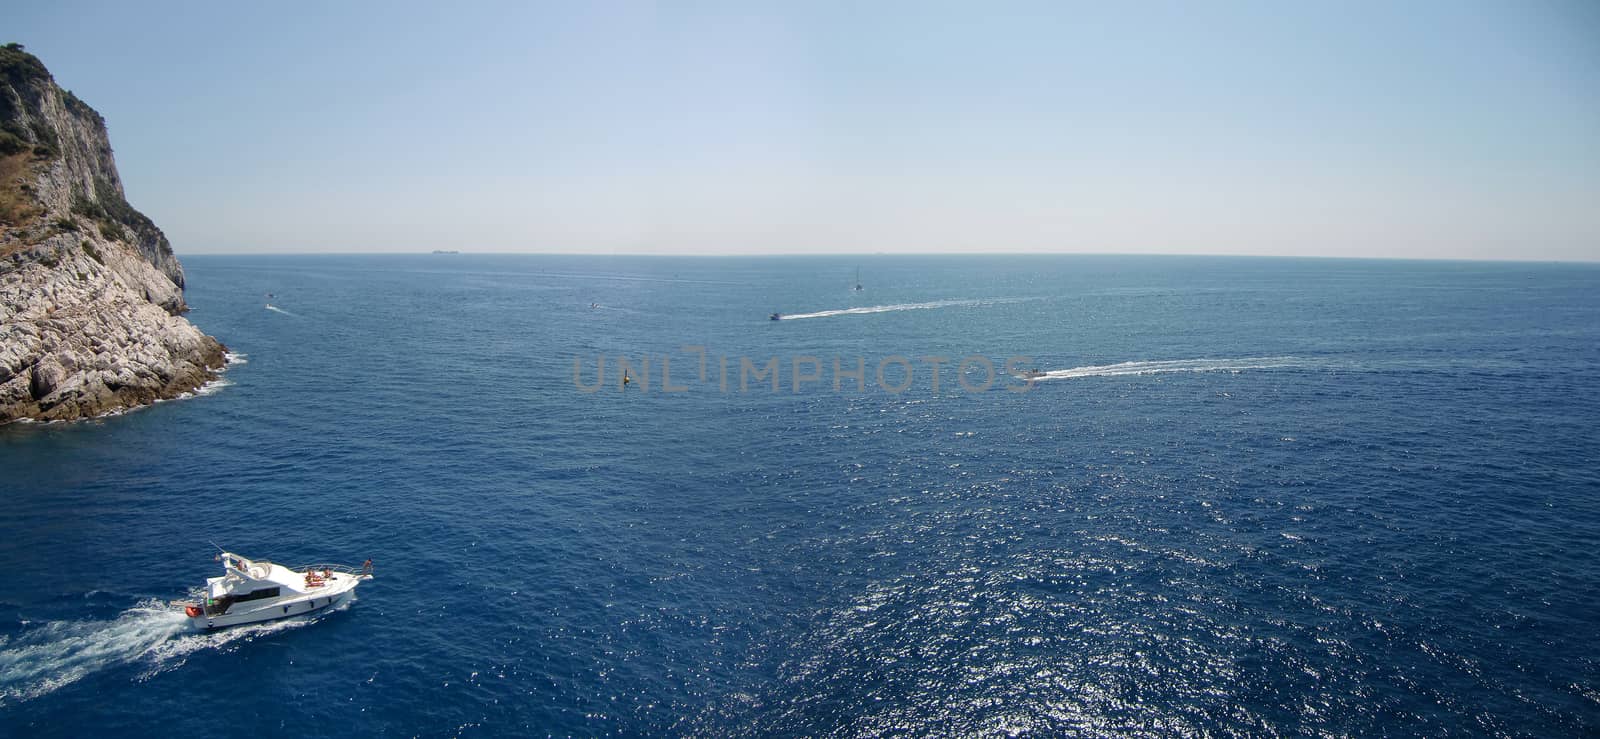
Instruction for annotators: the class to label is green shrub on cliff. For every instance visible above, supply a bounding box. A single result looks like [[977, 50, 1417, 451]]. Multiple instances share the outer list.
[[72, 188, 129, 242], [0, 129, 24, 155], [0, 45, 63, 160], [62, 89, 102, 124], [0, 43, 49, 85], [87, 177, 162, 250]]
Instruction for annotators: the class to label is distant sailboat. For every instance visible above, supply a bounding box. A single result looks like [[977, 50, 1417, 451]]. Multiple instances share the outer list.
[[853, 267, 863, 291]]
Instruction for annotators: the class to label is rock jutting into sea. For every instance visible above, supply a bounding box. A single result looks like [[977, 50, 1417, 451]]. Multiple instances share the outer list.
[[0, 43, 225, 423]]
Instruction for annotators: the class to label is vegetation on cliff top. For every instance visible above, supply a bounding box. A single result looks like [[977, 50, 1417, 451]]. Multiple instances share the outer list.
[[0, 44, 60, 161], [1, 42, 173, 259], [0, 43, 49, 86], [0, 45, 56, 242]]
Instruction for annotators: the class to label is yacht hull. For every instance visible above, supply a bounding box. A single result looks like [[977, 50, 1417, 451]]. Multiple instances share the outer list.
[[188, 588, 355, 630]]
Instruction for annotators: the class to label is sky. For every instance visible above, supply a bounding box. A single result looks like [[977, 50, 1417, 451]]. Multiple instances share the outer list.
[[8, 1, 1600, 260]]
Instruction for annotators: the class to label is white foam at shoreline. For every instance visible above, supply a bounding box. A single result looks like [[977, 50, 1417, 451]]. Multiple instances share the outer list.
[[185, 377, 233, 397], [192, 352, 245, 395], [90, 350, 246, 419]]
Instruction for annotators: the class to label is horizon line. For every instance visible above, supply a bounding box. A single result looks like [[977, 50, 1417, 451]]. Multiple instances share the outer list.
[[173, 249, 1600, 266]]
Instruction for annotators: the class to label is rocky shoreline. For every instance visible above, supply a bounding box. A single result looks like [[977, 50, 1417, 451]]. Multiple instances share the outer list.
[[0, 44, 225, 424]]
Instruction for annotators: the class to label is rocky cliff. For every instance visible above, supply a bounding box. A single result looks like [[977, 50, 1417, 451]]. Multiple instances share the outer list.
[[0, 44, 225, 423]]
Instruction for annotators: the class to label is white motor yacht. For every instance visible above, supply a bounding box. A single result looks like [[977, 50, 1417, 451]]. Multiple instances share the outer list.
[[179, 551, 373, 630]]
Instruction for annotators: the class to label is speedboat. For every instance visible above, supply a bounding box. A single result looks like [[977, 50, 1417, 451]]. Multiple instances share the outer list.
[[177, 552, 373, 630], [769, 312, 781, 321], [1015, 369, 1046, 380]]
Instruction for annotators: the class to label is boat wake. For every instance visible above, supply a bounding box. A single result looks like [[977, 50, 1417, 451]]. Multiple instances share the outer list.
[[264, 305, 296, 316], [779, 298, 1016, 320], [1031, 357, 1303, 381], [0, 597, 346, 705]]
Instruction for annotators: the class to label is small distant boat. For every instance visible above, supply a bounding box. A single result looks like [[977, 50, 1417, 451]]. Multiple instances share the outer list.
[[853, 267, 863, 292], [431, 249, 460, 254], [265, 303, 276, 310], [176, 552, 373, 630], [769, 312, 782, 321], [1014, 369, 1046, 380]]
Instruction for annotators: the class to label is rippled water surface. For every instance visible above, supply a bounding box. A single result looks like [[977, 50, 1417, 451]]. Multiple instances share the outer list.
[[2, 255, 1598, 736]]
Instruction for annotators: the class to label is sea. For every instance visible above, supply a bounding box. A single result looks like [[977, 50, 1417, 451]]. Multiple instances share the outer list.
[[1, 254, 1597, 737]]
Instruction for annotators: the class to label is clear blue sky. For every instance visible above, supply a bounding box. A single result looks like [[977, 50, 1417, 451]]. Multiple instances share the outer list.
[[10, 1, 1600, 259]]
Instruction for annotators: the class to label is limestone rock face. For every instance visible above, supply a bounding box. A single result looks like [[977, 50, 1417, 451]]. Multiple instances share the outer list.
[[0, 44, 225, 423]]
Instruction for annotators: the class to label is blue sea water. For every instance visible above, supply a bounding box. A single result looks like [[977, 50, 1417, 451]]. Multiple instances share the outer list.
[[1, 254, 1598, 736]]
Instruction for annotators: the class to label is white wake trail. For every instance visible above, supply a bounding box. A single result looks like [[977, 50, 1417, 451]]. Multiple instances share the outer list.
[[0, 600, 186, 705], [0, 597, 347, 705], [1032, 357, 1303, 381], [780, 298, 1013, 320], [264, 305, 297, 316]]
